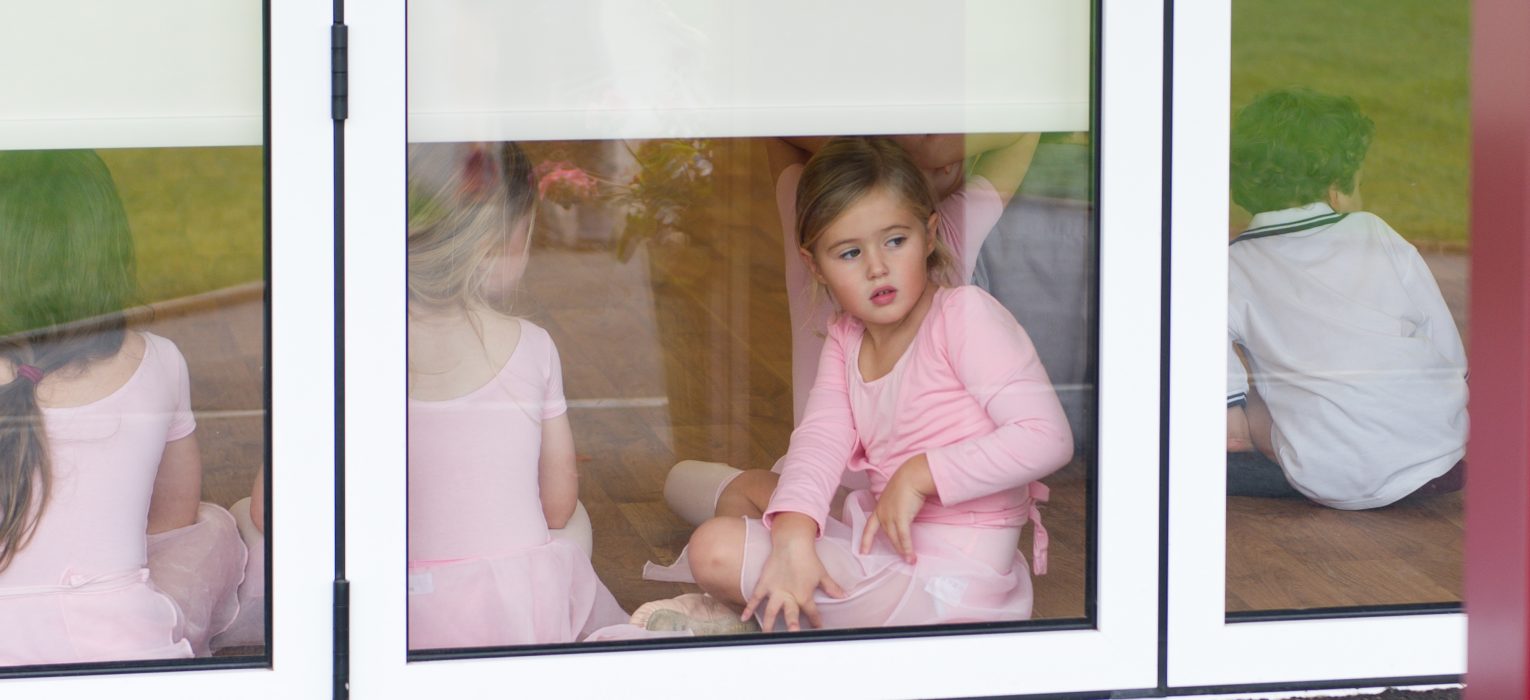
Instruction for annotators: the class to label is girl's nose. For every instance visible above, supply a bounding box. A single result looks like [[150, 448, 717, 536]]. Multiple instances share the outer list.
[[866, 251, 889, 278]]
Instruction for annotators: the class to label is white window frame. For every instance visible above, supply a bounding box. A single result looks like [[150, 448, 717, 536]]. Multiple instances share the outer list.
[[1164, 2, 1466, 689], [343, 1, 1165, 697], [0, 0, 338, 695]]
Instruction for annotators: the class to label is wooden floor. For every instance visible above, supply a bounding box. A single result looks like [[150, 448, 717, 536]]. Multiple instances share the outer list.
[[147, 137, 1463, 633]]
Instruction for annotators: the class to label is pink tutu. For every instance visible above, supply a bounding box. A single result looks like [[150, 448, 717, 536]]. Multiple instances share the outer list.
[[146, 502, 249, 656], [210, 497, 266, 651], [408, 537, 628, 650], [0, 502, 245, 666], [0, 569, 190, 665], [646, 490, 1035, 629]]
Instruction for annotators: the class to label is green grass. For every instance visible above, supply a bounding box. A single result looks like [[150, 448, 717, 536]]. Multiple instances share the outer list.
[[98, 147, 265, 304], [1231, 0, 1470, 247]]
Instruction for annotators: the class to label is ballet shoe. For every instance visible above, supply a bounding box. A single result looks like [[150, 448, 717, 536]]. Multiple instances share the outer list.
[[630, 593, 760, 636], [663, 460, 743, 526]]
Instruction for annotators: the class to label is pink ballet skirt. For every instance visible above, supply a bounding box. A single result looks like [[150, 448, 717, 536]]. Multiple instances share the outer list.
[[0, 502, 246, 665], [408, 536, 628, 650], [210, 496, 266, 651], [645, 488, 1044, 629]]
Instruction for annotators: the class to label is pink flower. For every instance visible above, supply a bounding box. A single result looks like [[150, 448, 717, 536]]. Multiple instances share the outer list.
[[535, 161, 598, 206]]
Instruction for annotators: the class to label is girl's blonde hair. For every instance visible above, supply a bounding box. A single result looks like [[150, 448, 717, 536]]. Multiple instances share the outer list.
[[795, 136, 957, 288], [406, 142, 536, 314]]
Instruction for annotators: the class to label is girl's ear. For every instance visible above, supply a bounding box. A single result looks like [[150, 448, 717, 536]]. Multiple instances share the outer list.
[[798, 246, 827, 284], [925, 211, 940, 254]]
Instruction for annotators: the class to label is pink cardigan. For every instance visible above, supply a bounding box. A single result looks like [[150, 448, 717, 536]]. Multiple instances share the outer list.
[[765, 286, 1073, 544]]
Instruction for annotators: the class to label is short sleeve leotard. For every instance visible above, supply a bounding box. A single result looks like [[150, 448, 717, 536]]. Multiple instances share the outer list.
[[407, 319, 627, 649], [0, 332, 245, 665]]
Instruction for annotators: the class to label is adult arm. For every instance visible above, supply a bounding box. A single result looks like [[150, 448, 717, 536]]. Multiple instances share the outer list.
[[767, 137, 816, 185], [922, 288, 1074, 505], [968, 133, 1040, 208]]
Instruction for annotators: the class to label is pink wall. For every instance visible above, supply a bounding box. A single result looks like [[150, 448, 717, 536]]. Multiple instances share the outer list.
[[1465, 0, 1530, 697]]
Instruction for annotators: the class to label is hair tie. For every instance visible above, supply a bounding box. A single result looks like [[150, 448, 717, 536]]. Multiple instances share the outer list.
[[15, 364, 43, 385]]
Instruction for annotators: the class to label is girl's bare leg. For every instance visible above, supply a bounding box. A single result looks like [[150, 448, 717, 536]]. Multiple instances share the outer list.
[[1244, 387, 1280, 465], [686, 516, 750, 607], [715, 469, 851, 522], [714, 470, 779, 519]]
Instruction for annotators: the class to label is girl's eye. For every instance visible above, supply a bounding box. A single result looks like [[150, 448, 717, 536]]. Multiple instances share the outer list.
[[887, 235, 907, 248], [837, 248, 861, 261]]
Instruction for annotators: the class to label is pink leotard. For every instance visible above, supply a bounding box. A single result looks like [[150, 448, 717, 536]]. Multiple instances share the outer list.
[[407, 319, 626, 648], [0, 333, 245, 665]]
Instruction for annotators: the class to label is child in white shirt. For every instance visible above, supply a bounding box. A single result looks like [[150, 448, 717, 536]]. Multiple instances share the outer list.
[[1225, 88, 1467, 510]]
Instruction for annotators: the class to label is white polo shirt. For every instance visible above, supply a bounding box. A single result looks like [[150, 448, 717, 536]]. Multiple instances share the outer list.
[[1227, 202, 1468, 509]]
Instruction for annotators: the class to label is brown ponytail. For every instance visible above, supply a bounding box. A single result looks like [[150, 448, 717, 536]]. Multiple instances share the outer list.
[[0, 150, 136, 572]]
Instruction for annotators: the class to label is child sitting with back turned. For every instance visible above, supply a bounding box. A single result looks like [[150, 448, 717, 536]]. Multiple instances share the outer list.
[[0, 150, 245, 664], [1225, 88, 1468, 509], [405, 142, 627, 648], [640, 137, 1072, 633]]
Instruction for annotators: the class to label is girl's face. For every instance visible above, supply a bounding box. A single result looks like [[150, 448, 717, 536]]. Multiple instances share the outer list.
[[479, 209, 535, 303], [800, 187, 938, 331]]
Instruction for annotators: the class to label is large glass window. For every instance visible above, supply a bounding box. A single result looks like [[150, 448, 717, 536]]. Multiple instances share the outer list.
[[346, 2, 1164, 696], [403, 131, 1095, 653], [1223, 0, 1469, 615], [1166, 0, 1467, 688], [1, 1, 268, 672]]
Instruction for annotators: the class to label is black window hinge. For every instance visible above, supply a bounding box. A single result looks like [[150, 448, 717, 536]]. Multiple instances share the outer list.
[[331, 23, 349, 121], [333, 578, 350, 699]]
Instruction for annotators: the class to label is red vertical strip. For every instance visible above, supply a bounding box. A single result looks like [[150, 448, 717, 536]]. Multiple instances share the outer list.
[[1465, 0, 1530, 697]]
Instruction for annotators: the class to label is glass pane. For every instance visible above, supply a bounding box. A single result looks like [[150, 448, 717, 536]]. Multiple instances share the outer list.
[[0, 147, 268, 666], [1, 2, 267, 671], [1224, 0, 1468, 613], [405, 3, 1096, 654]]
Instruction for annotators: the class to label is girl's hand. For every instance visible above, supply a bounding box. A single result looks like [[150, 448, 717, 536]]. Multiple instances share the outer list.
[[860, 454, 935, 564], [741, 513, 846, 632]]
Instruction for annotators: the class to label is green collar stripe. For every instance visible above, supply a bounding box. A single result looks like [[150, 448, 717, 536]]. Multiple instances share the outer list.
[[1231, 212, 1347, 245]]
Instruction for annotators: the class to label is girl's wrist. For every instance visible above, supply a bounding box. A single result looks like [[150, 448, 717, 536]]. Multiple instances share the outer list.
[[770, 511, 819, 545], [900, 454, 937, 497]]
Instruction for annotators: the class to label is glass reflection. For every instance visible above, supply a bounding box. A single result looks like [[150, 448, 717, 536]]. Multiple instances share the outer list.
[[1224, 0, 1469, 613], [0, 150, 263, 665], [406, 133, 1096, 648]]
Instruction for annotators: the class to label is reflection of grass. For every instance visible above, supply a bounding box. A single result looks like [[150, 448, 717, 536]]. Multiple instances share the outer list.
[[99, 147, 265, 304], [1231, 0, 1469, 247]]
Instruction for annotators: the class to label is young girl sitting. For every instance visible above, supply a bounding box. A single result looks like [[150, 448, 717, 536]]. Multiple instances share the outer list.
[[0, 150, 246, 664], [764, 133, 1038, 427], [645, 137, 1072, 633], [405, 142, 627, 649]]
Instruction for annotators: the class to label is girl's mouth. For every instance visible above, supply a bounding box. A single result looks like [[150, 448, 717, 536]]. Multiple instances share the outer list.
[[871, 286, 897, 306]]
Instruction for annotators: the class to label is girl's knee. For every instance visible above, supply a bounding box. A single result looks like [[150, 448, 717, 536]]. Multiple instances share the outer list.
[[687, 517, 745, 593]]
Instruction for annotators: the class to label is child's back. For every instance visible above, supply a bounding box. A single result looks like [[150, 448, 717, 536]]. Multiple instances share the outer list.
[[0, 150, 245, 664], [1226, 88, 1467, 509], [403, 142, 627, 648], [0, 332, 192, 586], [408, 314, 558, 557], [1228, 204, 1467, 508]]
